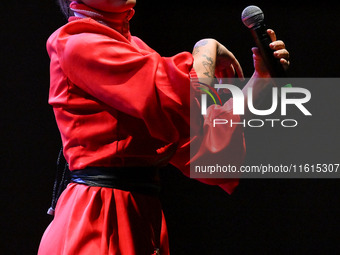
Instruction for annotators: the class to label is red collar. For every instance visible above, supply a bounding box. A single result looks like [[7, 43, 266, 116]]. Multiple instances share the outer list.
[[68, 1, 135, 40]]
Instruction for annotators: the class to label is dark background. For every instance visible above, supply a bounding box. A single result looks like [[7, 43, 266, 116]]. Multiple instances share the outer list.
[[2, 0, 340, 254]]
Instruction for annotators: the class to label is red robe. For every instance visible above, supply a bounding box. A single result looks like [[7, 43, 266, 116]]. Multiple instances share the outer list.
[[39, 2, 245, 254]]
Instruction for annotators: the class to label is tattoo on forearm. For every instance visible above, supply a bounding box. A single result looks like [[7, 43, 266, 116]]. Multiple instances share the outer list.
[[194, 39, 209, 48], [202, 54, 214, 78], [193, 39, 209, 56], [193, 39, 215, 78]]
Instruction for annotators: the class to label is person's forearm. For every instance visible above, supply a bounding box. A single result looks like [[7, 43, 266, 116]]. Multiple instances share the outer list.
[[192, 39, 218, 79], [192, 39, 273, 119]]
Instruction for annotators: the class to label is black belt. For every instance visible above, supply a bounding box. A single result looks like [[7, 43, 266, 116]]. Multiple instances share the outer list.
[[70, 166, 161, 195], [47, 148, 161, 216]]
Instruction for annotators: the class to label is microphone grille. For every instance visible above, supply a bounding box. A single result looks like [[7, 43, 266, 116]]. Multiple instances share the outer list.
[[241, 5, 264, 28]]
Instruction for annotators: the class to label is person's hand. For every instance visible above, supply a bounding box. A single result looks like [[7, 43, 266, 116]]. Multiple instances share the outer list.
[[215, 42, 244, 80], [252, 29, 290, 78]]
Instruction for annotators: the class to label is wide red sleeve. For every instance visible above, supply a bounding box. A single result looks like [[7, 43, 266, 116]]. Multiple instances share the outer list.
[[170, 84, 246, 194], [54, 22, 193, 144]]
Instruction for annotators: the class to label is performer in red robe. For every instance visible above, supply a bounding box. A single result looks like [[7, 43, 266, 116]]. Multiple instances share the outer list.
[[38, 1, 289, 254]]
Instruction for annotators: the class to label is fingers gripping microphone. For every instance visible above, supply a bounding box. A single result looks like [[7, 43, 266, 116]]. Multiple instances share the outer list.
[[241, 5, 286, 78]]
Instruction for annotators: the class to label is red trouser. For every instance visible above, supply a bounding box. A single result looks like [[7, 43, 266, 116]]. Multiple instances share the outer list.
[[38, 183, 169, 255]]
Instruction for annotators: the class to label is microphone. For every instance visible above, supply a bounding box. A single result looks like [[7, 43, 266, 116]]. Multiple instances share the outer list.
[[241, 5, 286, 78]]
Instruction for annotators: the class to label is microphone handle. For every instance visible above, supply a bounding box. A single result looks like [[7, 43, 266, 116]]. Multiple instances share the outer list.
[[251, 23, 286, 78]]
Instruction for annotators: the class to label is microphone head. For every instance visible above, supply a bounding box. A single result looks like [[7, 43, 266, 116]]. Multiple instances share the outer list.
[[241, 5, 264, 28]]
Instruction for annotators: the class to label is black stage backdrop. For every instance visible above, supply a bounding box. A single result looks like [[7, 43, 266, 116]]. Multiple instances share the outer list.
[[1, 0, 340, 254]]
